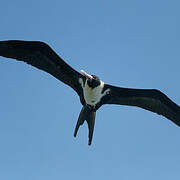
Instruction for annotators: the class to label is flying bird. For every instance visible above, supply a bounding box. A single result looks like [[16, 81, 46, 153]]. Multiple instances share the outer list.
[[0, 40, 180, 145]]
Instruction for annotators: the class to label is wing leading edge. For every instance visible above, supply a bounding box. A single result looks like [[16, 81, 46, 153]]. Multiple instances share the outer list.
[[103, 84, 180, 127], [0, 40, 84, 96]]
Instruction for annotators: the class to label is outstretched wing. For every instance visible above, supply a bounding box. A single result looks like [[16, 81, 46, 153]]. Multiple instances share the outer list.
[[103, 84, 180, 127], [0, 40, 84, 96]]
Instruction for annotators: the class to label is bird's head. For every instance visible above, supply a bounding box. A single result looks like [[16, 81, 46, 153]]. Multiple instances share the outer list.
[[80, 70, 101, 88]]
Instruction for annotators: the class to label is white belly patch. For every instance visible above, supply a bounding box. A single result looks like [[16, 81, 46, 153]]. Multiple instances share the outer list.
[[79, 79, 110, 106]]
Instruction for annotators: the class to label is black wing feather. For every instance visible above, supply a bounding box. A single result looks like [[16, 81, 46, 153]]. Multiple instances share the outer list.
[[0, 40, 84, 96], [104, 84, 180, 127]]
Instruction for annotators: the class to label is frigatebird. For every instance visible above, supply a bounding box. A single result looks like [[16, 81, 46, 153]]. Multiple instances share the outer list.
[[0, 40, 180, 145]]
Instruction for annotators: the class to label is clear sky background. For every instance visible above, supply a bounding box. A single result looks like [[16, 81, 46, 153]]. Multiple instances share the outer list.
[[0, 0, 180, 179]]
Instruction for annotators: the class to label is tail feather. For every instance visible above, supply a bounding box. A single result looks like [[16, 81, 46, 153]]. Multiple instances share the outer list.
[[74, 106, 87, 137], [74, 106, 96, 146], [87, 111, 96, 145]]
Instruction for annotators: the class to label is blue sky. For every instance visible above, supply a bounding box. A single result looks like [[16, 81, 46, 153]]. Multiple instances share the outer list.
[[0, 0, 180, 179]]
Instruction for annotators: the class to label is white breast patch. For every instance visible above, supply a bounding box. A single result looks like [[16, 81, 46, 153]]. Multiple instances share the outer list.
[[80, 79, 110, 106]]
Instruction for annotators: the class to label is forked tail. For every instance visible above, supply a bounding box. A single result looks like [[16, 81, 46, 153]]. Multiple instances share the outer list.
[[74, 106, 96, 145]]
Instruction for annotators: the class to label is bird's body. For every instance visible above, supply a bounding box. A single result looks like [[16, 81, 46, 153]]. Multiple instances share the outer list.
[[80, 78, 110, 107], [0, 40, 180, 145]]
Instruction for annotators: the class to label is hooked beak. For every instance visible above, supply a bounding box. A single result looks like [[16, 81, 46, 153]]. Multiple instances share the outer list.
[[80, 70, 93, 80]]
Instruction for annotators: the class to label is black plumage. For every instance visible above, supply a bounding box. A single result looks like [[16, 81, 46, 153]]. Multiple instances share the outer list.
[[103, 85, 180, 127], [0, 40, 85, 97], [1, 40, 180, 146], [74, 106, 96, 145]]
